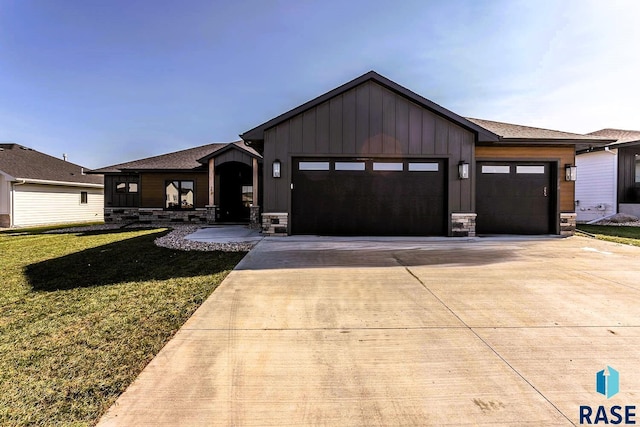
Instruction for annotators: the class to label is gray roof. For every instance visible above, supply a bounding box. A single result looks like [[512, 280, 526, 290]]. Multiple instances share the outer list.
[[587, 128, 640, 147], [0, 143, 103, 185], [92, 141, 261, 173], [466, 118, 613, 142]]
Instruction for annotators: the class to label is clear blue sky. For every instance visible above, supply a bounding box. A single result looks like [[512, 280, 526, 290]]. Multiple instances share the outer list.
[[1, 0, 639, 169]]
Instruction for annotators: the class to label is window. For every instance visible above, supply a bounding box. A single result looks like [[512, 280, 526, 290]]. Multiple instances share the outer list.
[[299, 161, 330, 171], [166, 180, 194, 209], [635, 156, 640, 183], [335, 162, 365, 171], [482, 165, 510, 174], [516, 165, 545, 174], [242, 185, 253, 208], [408, 162, 439, 172], [373, 162, 403, 171], [80, 191, 88, 204], [116, 181, 138, 193]]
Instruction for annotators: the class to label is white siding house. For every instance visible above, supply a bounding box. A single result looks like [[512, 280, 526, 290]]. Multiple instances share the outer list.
[[0, 143, 104, 228], [575, 149, 618, 222], [12, 183, 103, 227]]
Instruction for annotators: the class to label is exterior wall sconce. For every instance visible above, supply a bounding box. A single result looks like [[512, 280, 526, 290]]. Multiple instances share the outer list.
[[458, 161, 469, 179], [565, 164, 577, 181], [272, 159, 281, 178]]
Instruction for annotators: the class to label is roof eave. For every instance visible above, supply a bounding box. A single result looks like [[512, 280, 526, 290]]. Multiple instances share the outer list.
[[14, 178, 104, 188]]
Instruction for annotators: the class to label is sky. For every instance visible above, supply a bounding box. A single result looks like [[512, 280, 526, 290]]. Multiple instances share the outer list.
[[1, 0, 639, 169]]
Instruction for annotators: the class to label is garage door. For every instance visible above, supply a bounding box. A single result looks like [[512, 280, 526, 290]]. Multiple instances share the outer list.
[[292, 158, 446, 235], [476, 161, 554, 234]]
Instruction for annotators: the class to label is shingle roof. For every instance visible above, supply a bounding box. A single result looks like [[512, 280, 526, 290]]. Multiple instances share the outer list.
[[0, 143, 103, 185], [466, 118, 612, 141], [586, 128, 640, 146], [92, 141, 261, 173]]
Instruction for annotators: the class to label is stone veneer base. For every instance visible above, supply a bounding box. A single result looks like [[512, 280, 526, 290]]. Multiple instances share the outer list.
[[451, 213, 476, 237], [262, 212, 288, 236], [560, 212, 577, 236], [104, 208, 208, 224]]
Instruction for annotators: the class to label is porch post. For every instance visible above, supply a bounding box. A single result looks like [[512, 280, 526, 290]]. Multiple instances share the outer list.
[[208, 158, 215, 206], [252, 158, 259, 204], [206, 158, 217, 224], [250, 157, 260, 229]]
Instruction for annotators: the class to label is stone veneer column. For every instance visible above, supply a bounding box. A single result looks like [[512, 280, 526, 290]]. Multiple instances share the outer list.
[[249, 206, 261, 229], [262, 213, 288, 236], [560, 213, 577, 236], [451, 213, 477, 237]]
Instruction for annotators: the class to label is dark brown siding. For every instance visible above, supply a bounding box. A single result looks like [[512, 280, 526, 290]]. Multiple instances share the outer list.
[[140, 172, 208, 208], [476, 145, 575, 212], [214, 149, 253, 167], [618, 146, 640, 203], [263, 80, 476, 215], [104, 174, 139, 207]]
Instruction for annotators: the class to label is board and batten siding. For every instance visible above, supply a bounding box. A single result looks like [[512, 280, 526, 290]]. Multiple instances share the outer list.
[[575, 150, 617, 222], [263, 80, 475, 213], [140, 172, 208, 208], [12, 184, 103, 227], [476, 145, 576, 213]]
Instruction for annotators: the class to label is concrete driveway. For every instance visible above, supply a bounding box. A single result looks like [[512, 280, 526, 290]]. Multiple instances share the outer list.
[[98, 235, 640, 426]]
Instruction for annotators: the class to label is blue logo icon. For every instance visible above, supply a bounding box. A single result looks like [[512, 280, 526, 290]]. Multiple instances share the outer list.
[[596, 366, 619, 398]]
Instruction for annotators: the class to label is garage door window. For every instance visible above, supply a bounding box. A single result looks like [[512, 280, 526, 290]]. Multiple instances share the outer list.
[[516, 165, 545, 174], [299, 162, 330, 171], [482, 165, 510, 174], [335, 162, 365, 171], [408, 162, 439, 172], [373, 162, 403, 171]]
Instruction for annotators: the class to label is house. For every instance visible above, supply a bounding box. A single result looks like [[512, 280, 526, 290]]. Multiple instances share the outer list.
[[240, 71, 610, 236], [575, 129, 640, 222], [91, 141, 262, 225], [0, 143, 104, 227], [95, 71, 613, 236]]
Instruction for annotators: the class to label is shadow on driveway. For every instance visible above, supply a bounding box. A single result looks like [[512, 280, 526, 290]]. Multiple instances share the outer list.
[[236, 240, 519, 270]]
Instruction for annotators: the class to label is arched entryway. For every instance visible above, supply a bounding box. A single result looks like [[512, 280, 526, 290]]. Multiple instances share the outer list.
[[216, 161, 253, 222]]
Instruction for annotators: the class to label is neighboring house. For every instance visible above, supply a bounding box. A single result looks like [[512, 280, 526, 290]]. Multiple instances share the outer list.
[[90, 141, 262, 225], [575, 129, 640, 222], [94, 71, 612, 236], [0, 143, 104, 227]]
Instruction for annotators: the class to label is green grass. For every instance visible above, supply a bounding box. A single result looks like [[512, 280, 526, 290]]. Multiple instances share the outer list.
[[0, 221, 105, 235], [577, 225, 640, 247], [0, 227, 246, 426]]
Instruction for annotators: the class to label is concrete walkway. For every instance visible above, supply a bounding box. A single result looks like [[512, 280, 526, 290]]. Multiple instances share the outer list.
[[184, 225, 263, 244], [98, 236, 640, 426]]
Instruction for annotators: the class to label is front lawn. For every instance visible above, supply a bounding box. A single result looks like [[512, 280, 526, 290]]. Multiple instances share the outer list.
[[577, 224, 640, 247], [0, 227, 245, 426]]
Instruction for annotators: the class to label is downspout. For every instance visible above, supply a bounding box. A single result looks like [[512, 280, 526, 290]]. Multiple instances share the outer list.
[[10, 179, 26, 227]]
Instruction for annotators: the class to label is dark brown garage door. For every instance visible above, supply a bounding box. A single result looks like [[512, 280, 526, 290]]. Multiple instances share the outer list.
[[292, 158, 446, 235], [476, 161, 555, 234]]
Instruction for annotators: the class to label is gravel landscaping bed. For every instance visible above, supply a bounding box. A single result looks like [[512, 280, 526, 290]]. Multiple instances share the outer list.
[[45, 224, 257, 252]]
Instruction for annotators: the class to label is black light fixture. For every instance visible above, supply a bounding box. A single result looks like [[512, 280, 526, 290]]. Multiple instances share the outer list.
[[272, 159, 281, 178], [458, 161, 469, 179], [565, 164, 577, 181]]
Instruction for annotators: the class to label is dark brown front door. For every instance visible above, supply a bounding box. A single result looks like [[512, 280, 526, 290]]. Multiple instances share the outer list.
[[476, 161, 555, 234], [292, 158, 446, 236]]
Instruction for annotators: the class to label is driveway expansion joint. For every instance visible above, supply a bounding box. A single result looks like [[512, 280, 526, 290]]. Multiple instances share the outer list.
[[396, 260, 575, 425]]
